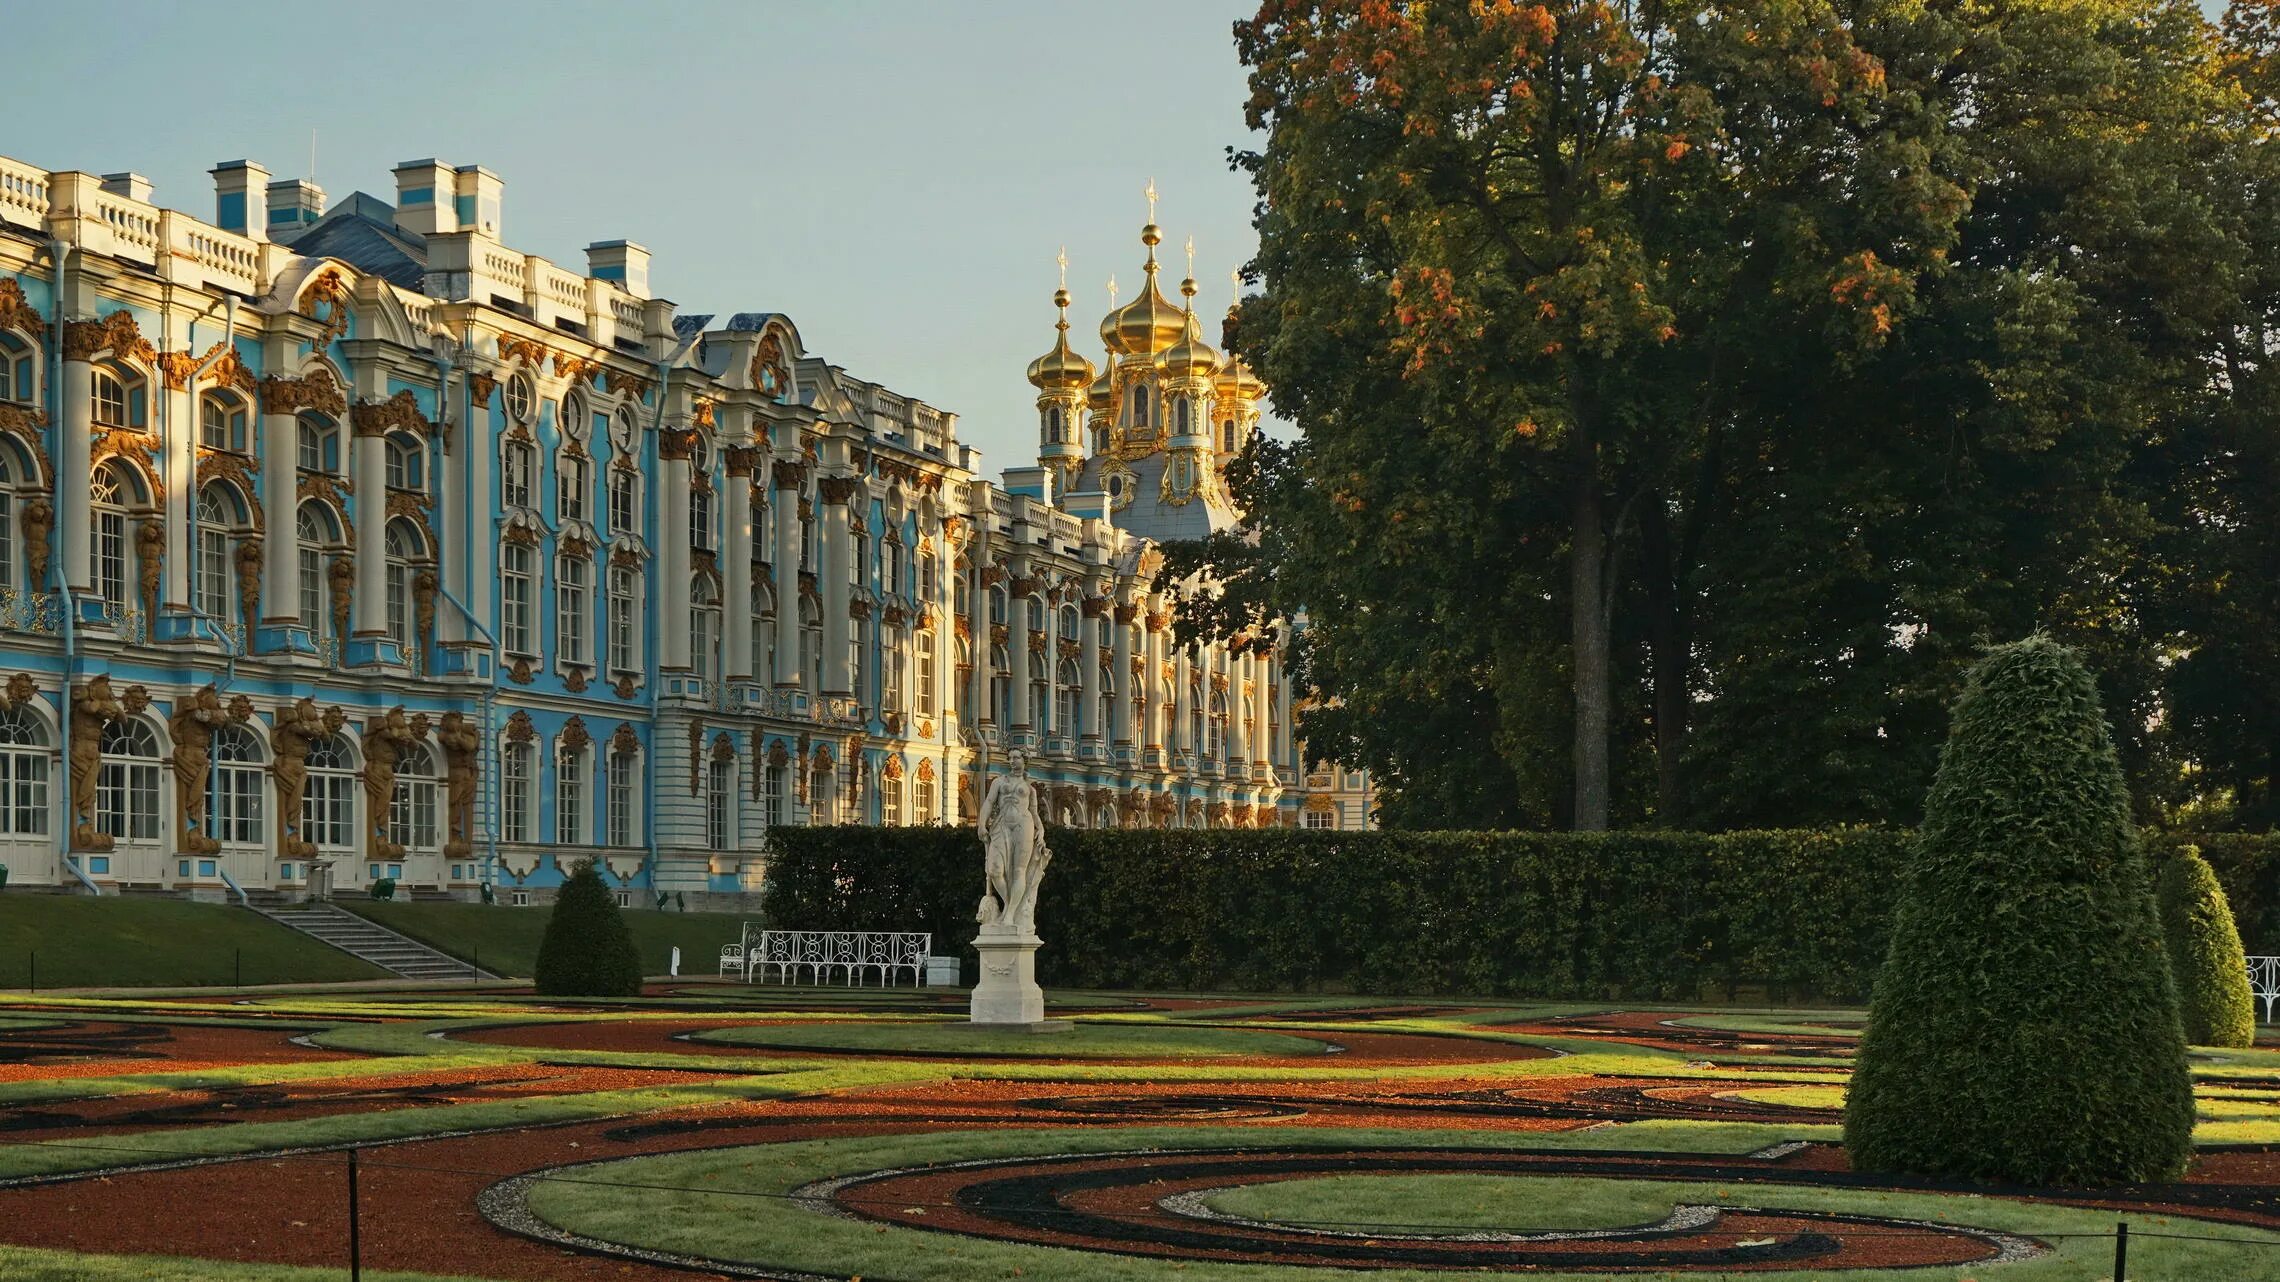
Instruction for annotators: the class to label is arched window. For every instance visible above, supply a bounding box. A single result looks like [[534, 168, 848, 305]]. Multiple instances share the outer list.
[[799, 594, 822, 692], [913, 770, 936, 823], [1126, 383, 1146, 426], [1207, 689, 1229, 762], [556, 552, 591, 666], [0, 445, 17, 594], [96, 718, 160, 842], [1058, 604, 1079, 644], [1159, 677, 1176, 747], [384, 519, 426, 657], [1056, 658, 1081, 740], [915, 630, 937, 717], [953, 558, 971, 618], [918, 552, 937, 604], [297, 412, 339, 473], [213, 724, 262, 847], [883, 766, 904, 826], [1174, 396, 1191, 435], [1188, 679, 1204, 754], [1222, 419, 1238, 452], [1028, 668, 1048, 735], [296, 502, 344, 645], [691, 575, 720, 681], [608, 469, 639, 535], [555, 740, 587, 845], [1045, 405, 1063, 444], [689, 441, 715, 550], [990, 644, 1010, 726], [808, 755, 834, 824], [201, 390, 251, 452], [500, 739, 533, 843], [0, 332, 35, 405], [501, 442, 534, 509], [705, 752, 732, 848], [1027, 595, 1045, 634], [607, 564, 638, 674], [90, 462, 146, 616], [988, 585, 1006, 627], [385, 434, 423, 491], [195, 484, 248, 626], [390, 741, 438, 852], [752, 488, 772, 564], [606, 740, 639, 847], [92, 363, 146, 429], [753, 581, 776, 680], [0, 704, 50, 836], [557, 453, 588, 523], [885, 540, 905, 597], [302, 734, 356, 852], [763, 757, 787, 828]]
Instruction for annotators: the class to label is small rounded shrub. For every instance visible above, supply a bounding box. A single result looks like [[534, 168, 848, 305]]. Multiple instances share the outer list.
[[1844, 636, 2194, 1186], [533, 860, 644, 997], [2157, 845, 2255, 1048]]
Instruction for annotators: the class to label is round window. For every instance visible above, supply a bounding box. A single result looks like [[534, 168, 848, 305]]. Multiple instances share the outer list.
[[612, 408, 638, 450], [503, 374, 535, 423]]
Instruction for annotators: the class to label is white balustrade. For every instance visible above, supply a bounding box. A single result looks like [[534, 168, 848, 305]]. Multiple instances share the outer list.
[[2250, 955, 2280, 1024], [739, 926, 931, 988], [0, 158, 51, 229]]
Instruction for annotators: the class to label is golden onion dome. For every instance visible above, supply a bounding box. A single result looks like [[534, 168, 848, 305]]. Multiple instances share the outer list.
[[1025, 288, 1096, 391], [1085, 360, 1113, 411], [1157, 277, 1222, 378], [1099, 224, 1189, 356], [1214, 356, 1265, 401]]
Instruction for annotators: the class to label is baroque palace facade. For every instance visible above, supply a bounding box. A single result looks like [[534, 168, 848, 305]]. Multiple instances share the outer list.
[[0, 151, 1365, 905]]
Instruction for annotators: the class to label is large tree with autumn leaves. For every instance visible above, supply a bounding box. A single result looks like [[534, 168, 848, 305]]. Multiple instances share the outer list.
[[1167, 0, 2260, 830]]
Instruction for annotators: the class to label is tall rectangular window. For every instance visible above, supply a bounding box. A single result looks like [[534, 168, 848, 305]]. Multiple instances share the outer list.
[[607, 748, 636, 846], [95, 511, 126, 611], [764, 763, 785, 828], [609, 471, 637, 535], [502, 446, 533, 510], [557, 557, 590, 665], [556, 750, 585, 845], [706, 758, 731, 849], [502, 545, 534, 655], [502, 744, 531, 844], [607, 566, 636, 673], [196, 527, 230, 622], [558, 457, 588, 523]]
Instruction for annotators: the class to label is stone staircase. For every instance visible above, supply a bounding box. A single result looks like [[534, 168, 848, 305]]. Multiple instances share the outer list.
[[256, 903, 493, 982]]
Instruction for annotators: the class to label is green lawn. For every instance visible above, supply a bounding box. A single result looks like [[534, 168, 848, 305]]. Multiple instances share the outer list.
[[0, 895, 385, 988], [341, 899, 751, 979]]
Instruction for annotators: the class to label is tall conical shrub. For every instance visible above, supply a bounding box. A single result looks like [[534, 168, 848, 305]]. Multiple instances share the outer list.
[[533, 860, 644, 997], [1844, 636, 2193, 1185], [2157, 846, 2255, 1048]]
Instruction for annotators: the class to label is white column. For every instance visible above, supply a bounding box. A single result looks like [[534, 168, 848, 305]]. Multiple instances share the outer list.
[[1274, 629, 1296, 775], [819, 475, 853, 696], [350, 421, 387, 644], [60, 359, 93, 597], [160, 360, 193, 616], [258, 392, 298, 636], [967, 559, 991, 726], [1108, 594, 1132, 747], [724, 455, 754, 681], [658, 449, 692, 671], [1172, 643, 1192, 761], [1143, 610, 1166, 753], [1227, 645, 1251, 774], [1079, 595, 1102, 749], [771, 460, 802, 686], [1008, 574, 1032, 735]]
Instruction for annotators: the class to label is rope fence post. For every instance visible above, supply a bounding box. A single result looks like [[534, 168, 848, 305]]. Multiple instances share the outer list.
[[347, 1146, 362, 1282]]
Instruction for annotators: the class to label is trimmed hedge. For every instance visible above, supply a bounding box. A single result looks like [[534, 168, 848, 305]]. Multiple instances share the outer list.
[[762, 824, 2278, 1001], [534, 860, 645, 997], [1845, 636, 2193, 1186], [2157, 846, 2256, 1048]]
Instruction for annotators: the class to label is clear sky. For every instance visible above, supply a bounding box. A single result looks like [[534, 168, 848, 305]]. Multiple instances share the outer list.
[[0, 0, 1262, 474]]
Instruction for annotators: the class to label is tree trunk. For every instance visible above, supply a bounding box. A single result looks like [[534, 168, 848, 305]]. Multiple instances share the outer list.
[[1571, 466, 1611, 832], [1639, 500, 1688, 822]]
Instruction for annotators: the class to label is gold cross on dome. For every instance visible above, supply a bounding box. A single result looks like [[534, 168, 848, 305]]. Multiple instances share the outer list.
[[1145, 178, 1158, 222], [1185, 235, 1195, 277], [1107, 274, 1119, 309], [1056, 247, 1068, 290]]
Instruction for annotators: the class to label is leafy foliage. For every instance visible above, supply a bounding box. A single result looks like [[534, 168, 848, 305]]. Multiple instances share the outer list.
[[1845, 637, 2193, 1186], [2157, 845, 2257, 1048], [1187, 0, 2267, 832], [532, 860, 644, 997]]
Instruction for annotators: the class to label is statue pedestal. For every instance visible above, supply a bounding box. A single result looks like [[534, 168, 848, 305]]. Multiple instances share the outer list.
[[969, 930, 1066, 1030]]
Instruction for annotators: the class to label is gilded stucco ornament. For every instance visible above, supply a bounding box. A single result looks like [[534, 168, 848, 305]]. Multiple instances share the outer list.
[[326, 555, 354, 644], [171, 685, 234, 855], [271, 697, 330, 859], [0, 279, 43, 334], [234, 538, 264, 643], [362, 708, 419, 860], [296, 268, 352, 347], [437, 711, 480, 858], [260, 367, 346, 416], [63, 311, 156, 364], [351, 390, 434, 438]]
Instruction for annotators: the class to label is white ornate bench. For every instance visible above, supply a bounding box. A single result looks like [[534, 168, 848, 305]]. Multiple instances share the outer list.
[[740, 927, 931, 988], [2250, 956, 2280, 1025]]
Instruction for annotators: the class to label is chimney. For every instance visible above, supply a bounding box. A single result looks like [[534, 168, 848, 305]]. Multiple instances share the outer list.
[[391, 158, 455, 238], [210, 160, 270, 240], [265, 178, 326, 243], [585, 240, 650, 297], [99, 172, 154, 204], [453, 164, 503, 237]]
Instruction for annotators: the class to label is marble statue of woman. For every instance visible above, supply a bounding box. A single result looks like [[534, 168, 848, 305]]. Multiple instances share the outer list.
[[976, 751, 1050, 936]]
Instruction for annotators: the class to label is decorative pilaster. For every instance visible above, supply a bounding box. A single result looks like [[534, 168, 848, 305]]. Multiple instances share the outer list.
[[1108, 594, 1134, 751], [1007, 572, 1033, 746], [658, 430, 694, 673], [724, 450, 755, 681], [818, 474, 856, 697], [1172, 644, 1193, 765], [346, 404, 394, 664], [770, 459, 804, 687], [58, 358, 92, 601], [1078, 591, 1104, 756]]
